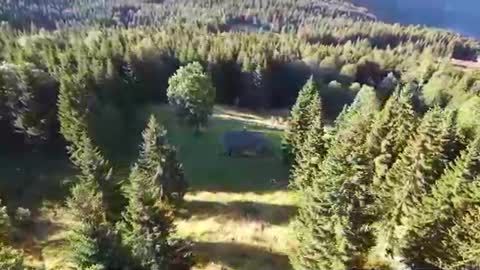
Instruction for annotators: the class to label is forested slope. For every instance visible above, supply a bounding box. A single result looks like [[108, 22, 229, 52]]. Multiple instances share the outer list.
[[0, 1, 480, 270]]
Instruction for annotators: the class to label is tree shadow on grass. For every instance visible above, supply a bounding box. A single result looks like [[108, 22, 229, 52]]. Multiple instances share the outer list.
[[181, 200, 297, 225], [0, 152, 74, 211], [193, 241, 293, 270]]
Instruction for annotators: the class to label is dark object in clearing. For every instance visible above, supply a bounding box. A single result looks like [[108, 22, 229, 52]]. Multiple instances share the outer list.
[[222, 130, 272, 157]]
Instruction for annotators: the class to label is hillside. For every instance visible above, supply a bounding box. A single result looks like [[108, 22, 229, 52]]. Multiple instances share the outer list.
[[1, 1, 480, 270]]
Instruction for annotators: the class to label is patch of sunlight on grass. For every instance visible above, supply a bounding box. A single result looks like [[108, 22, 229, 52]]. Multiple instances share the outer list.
[[24, 205, 74, 270], [177, 191, 298, 270]]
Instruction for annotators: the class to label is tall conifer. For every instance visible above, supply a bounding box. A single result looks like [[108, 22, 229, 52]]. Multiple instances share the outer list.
[[380, 108, 457, 254], [291, 91, 325, 191], [282, 76, 320, 164], [291, 102, 378, 270], [120, 115, 191, 270], [400, 137, 480, 268]]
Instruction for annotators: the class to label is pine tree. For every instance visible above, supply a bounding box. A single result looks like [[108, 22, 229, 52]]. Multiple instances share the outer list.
[[379, 108, 457, 255], [134, 115, 187, 206], [400, 137, 480, 269], [66, 132, 124, 269], [290, 91, 325, 191], [365, 88, 417, 159], [120, 115, 191, 270], [332, 84, 381, 137], [69, 133, 112, 184], [366, 88, 418, 189], [68, 178, 111, 270], [57, 73, 90, 150], [291, 103, 377, 270], [282, 76, 320, 164], [446, 206, 480, 269]]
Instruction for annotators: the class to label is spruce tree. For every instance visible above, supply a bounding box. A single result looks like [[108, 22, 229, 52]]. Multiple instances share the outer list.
[[291, 103, 377, 270], [400, 137, 480, 269], [57, 73, 90, 150], [66, 134, 124, 269], [446, 206, 480, 269], [69, 133, 112, 184], [68, 178, 113, 270], [290, 91, 325, 191], [282, 76, 320, 164], [379, 108, 457, 255], [332, 84, 381, 137], [366, 88, 418, 191], [120, 115, 191, 270], [133, 115, 187, 206]]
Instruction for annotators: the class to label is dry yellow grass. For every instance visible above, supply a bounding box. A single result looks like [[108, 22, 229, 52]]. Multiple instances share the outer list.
[[26, 191, 298, 270], [23, 205, 74, 269], [177, 191, 298, 270]]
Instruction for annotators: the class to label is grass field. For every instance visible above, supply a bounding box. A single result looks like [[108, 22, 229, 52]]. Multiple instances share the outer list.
[[1, 105, 297, 270]]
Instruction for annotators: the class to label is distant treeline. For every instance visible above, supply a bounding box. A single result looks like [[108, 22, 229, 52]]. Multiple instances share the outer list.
[[0, 0, 477, 58], [1, 23, 479, 152], [0, 1, 479, 157]]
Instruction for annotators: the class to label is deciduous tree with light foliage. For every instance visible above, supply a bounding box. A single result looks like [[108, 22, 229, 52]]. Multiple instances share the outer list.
[[167, 62, 215, 132]]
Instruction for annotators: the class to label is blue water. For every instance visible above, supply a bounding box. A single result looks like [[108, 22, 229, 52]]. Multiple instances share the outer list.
[[352, 0, 480, 38]]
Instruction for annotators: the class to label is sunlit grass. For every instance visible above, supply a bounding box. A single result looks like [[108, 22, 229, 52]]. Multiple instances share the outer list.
[[177, 191, 298, 270]]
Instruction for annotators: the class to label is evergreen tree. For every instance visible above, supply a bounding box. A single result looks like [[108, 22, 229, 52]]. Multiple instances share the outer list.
[[446, 206, 480, 269], [332, 84, 381, 137], [290, 91, 326, 191], [379, 108, 457, 255], [57, 73, 90, 150], [68, 178, 113, 270], [241, 64, 268, 109], [69, 133, 112, 184], [291, 103, 377, 270], [133, 115, 187, 206], [366, 88, 418, 188], [167, 62, 216, 132], [282, 76, 320, 164], [66, 133, 124, 269], [120, 115, 191, 270], [400, 137, 480, 269]]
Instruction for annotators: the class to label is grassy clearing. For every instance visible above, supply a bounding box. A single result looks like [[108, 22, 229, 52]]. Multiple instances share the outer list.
[[177, 191, 298, 270], [2, 105, 296, 270], [147, 105, 290, 192]]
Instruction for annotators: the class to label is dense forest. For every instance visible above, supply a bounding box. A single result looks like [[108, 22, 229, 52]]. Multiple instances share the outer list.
[[1, 1, 480, 270]]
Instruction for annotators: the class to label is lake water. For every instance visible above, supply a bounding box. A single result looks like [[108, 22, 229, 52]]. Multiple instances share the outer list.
[[352, 0, 480, 39]]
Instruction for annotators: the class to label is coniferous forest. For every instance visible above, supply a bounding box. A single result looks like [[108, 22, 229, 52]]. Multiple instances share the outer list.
[[1, 1, 480, 270]]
